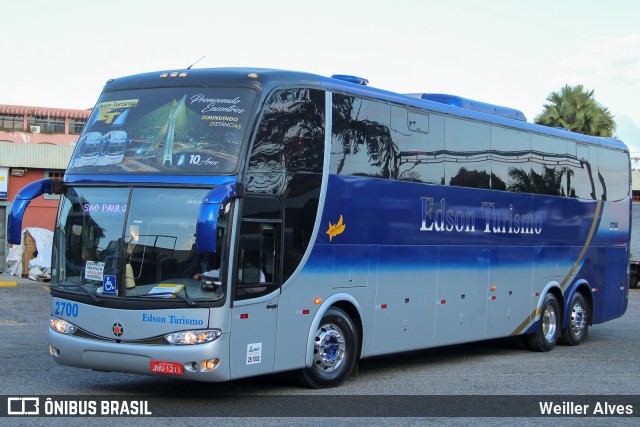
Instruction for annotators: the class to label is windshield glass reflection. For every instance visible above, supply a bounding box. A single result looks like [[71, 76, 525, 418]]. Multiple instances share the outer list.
[[53, 187, 226, 302]]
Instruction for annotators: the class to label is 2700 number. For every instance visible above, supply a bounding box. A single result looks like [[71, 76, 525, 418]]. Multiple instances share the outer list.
[[54, 301, 79, 317]]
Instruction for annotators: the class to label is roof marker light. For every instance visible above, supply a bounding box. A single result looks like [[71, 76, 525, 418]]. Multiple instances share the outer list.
[[248, 73, 258, 79], [160, 73, 168, 78]]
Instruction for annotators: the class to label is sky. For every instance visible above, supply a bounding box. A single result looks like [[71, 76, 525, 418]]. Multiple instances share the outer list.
[[2, 0, 639, 155]]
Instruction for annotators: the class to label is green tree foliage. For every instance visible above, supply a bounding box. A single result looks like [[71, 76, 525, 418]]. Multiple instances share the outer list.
[[535, 84, 616, 137]]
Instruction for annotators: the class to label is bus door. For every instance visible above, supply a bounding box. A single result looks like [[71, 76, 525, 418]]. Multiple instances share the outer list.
[[229, 196, 282, 378]]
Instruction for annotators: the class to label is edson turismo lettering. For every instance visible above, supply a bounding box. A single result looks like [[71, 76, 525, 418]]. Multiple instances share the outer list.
[[141, 313, 204, 326], [420, 197, 542, 235]]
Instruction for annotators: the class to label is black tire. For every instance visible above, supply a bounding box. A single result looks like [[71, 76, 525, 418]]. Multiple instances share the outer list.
[[525, 293, 560, 352], [560, 292, 589, 346], [298, 307, 358, 388]]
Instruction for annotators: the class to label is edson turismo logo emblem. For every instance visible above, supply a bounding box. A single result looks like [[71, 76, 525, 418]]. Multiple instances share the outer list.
[[113, 322, 124, 337]]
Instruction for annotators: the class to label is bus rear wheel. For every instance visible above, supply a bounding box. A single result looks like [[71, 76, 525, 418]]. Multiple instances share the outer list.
[[298, 307, 358, 388], [560, 292, 589, 346], [525, 293, 560, 352]]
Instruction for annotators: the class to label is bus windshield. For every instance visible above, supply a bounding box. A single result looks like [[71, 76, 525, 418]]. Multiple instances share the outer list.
[[52, 187, 227, 302], [68, 87, 256, 174]]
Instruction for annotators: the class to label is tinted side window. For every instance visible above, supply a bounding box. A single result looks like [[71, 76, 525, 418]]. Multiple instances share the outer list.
[[248, 88, 325, 176], [445, 118, 491, 189], [241, 195, 282, 220], [408, 110, 429, 133], [236, 196, 282, 301], [331, 94, 395, 179], [392, 106, 445, 185], [598, 148, 630, 201], [531, 135, 567, 196], [281, 173, 321, 279], [245, 88, 325, 283], [567, 142, 597, 199], [490, 127, 531, 192]]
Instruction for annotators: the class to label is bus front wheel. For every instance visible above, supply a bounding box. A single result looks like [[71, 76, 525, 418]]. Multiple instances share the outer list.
[[298, 307, 358, 388], [525, 293, 560, 352]]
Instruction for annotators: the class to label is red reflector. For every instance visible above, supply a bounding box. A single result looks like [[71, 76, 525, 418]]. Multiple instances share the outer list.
[[302, 309, 310, 315], [240, 313, 249, 319], [150, 360, 183, 375], [440, 300, 446, 304], [381, 304, 388, 309], [491, 296, 496, 300], [535, 292, 540, 296]]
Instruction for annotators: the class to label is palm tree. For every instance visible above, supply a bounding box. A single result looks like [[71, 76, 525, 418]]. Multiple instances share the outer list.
[[535, 84, 616, 137]]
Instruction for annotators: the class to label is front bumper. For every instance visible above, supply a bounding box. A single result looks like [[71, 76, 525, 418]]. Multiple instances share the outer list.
[[48, 329, 231, 382]]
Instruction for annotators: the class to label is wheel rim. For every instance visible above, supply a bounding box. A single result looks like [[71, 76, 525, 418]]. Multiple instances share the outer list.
[[313, 322, 346, 373], [542, 305, 557, 343], [570, 302, 586, 336]]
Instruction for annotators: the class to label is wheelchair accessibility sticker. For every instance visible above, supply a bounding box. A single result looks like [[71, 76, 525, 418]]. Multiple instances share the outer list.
[[103, 275, 117, 294]]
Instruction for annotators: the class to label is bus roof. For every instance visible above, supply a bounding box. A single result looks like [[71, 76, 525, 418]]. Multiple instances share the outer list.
[[102, 67, 628, 153]]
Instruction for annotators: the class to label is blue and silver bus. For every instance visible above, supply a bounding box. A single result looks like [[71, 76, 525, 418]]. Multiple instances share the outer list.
[[9, 68, 631, 388]]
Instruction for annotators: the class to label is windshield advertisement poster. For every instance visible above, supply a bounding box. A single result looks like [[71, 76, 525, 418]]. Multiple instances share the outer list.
[[68, 88, 255, 175]]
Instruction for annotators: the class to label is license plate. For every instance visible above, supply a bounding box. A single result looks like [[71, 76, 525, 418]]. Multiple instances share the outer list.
[[150, 360, 184, 375]]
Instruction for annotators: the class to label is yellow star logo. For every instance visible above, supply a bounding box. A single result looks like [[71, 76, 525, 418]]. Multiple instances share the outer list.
[[326, 215, 346, 242]]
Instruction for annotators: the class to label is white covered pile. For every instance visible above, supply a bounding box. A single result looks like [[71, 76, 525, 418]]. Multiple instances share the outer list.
[[4, 227, 53, 281]]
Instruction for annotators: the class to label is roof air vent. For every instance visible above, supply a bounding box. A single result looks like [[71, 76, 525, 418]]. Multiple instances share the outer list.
[[421, 93, 527, 122], [331, 75, 369, 86]]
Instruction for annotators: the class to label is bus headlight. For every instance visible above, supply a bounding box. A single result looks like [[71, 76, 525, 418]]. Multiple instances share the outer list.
[[49, 316, 78, 335], [164, 329, 222, 345]]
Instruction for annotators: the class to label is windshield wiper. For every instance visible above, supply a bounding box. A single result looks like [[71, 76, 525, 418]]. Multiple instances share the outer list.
[[53, 284, 101, 302], [138, 292, 197, 306]]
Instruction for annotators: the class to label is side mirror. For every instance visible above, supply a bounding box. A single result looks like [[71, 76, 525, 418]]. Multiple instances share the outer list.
[[196, 182, 242, 253], [8, 178, 63, 244]]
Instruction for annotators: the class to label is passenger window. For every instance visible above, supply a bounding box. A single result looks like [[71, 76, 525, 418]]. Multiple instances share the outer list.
[[247, 87, 325, 180], [598, 148, 630, 201], [490, 127, 531, 192], [531, 135, 567, 196], [408, 110, 429, 133], [391, 106, 444, 185], [331, 94, 394, 179], [567, 143, 596, 199], [445, 118, 491, 189]]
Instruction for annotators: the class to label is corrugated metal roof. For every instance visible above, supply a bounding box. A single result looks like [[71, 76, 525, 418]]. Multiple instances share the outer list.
[[0, 104, 91, 120], [0, 142, 73, 169]]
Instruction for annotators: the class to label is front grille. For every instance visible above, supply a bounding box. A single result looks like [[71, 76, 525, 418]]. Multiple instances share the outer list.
[[70, 327, 168, 345]]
